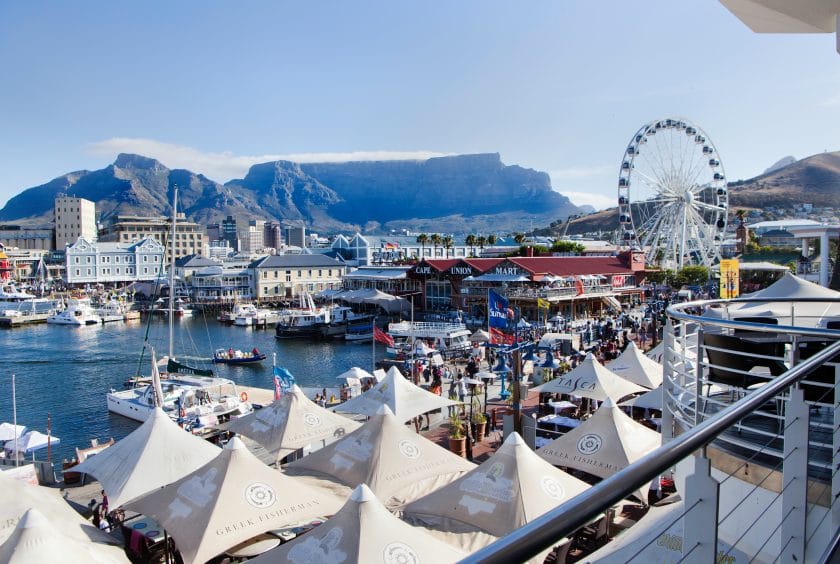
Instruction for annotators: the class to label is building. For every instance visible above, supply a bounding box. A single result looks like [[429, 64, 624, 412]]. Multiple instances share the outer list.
[[249, 254, 345, 302], [264, 221, 282, 250], [55, 196, 97, 249], [98, 214, 207, 262], [64, 236, 165, 285], [0, 225, 54, 251], [284, 224, 307, 248], [190, 265, 253, 302], [174, 254, 222, 283]]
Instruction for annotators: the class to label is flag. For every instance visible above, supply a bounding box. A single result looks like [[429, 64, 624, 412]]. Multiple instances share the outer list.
[[536, 298, 550, 310], [488, 289, 509, 329], [574, 276, 585, 296], [489, 327, 514, 345], [273, 375, 282, 400], [373, 325, 394, 347], [273, 366, 296, 395]]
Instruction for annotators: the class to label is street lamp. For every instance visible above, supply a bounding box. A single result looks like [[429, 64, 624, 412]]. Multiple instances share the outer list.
[[493, 354, 511, 400]]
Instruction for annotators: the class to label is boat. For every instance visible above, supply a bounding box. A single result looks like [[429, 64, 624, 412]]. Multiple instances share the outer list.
[[47, 299, 102, 325], [385, 320, 473, 358], [62, 438, 115, 484], [275, 294, 373, 339], [233, 304, 281, 326], [95, 298, 130, 323], [344, 323, 373, 342], [212, 348, 267, 364]]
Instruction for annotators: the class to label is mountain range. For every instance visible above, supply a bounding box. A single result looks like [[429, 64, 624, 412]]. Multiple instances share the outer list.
[[0, 153, 581, 233]]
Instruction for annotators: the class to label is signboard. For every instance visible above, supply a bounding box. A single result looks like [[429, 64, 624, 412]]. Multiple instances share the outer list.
[[612, 275, 626, 288], [493, 265, 523, 276], [447, 265, 474, 276], [719, 259, 739, 299]]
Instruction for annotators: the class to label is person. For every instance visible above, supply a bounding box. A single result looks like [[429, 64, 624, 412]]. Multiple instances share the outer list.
[[447, 377, 458, 416], [456, 374, 467, 408], [100, 490, 109, 516], [228, 347, 234, 358], [252, 347, 260, 357]]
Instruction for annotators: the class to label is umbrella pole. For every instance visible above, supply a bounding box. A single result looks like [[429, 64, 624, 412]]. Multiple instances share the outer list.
[[164, 530, 171, 564], [12, 373, 18, 467]]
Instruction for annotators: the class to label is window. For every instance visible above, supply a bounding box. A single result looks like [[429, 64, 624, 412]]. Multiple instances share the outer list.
[[318, 270, 322, 277], [286, 275, 291, 282], [75, 269, 80, 276]]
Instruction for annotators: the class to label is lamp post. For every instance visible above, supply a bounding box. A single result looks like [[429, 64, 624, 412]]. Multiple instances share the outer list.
[[494, 354, 511, 400]]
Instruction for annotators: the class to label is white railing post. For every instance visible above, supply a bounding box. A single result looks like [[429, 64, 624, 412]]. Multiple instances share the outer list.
[[661, 317, 675, 443], [781, 385, 808, 562], [833, 364, 840, 541], [683, 451, 720, 562]]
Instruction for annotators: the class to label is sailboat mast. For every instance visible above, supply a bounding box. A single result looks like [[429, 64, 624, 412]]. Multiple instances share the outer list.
[[168, 187, 178, 360]]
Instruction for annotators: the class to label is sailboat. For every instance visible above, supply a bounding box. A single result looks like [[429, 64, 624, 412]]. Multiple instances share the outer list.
[[107, 188, 253, 424]]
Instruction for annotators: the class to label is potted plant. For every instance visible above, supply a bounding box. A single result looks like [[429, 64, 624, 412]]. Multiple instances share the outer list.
[[448, 414, 467, 457], [472, 411, 488, 442]]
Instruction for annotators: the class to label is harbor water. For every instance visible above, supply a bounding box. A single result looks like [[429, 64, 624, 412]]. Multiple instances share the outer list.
[[0, 315, 387, 464]]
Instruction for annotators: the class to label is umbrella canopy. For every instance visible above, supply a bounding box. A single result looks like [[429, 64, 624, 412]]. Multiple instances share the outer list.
[[538, 398, 661, 501], [285, 405, 475, 509], [0, 472, 120, 546], [125, 437, 344, 564], [470, 329, 490, 343], [253, 484, 465, 563], [228, 385, 361, 462], [4, 431, 59, 455], [0, 423, 26, 442], [618, 386, 663, 410], [727, 272, 840, 327], [0, 508, 128, 563], [334, 366, 458, 422], [371, 368, 387, 382], [533, 353, 646, 402], [336, 366, 374, 381], [73, 407, 220, 509], [402, 432, 591, 550], [607, 342, 664, 389]]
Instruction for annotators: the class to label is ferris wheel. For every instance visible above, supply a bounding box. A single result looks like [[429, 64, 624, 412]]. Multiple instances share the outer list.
[[617, 118, 728, 270]]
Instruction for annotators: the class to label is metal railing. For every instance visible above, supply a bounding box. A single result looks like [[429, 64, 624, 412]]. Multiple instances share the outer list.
[[461, 297, 840, 563]]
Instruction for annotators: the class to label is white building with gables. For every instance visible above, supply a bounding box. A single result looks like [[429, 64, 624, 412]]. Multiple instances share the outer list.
[[64, 236, 165, 285]]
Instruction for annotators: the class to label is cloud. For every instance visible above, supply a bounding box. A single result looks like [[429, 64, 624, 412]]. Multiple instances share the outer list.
[[558, 190, 615, 211], [86, 138, 450, 182]]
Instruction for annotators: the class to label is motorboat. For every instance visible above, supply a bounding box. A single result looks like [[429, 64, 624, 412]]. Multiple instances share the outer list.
[[233, 304, 280, 326], [95, 298, 129, 323], [47, 299, 101, 325], [212, 348, 266, 364], [385, 321, 473, 358]]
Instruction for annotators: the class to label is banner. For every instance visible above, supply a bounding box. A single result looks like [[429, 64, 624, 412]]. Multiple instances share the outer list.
[[489, 327, 515, 346], [719, 259, 740, 299], [574, 276, 585, 296], [488, 289, 510, 329], [373, 325, 394, 347], [536, 298, 550, 310]]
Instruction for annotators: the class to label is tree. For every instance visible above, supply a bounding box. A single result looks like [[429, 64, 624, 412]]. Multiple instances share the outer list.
[[430, 233, 442, 258], [673, 265, 710, 288], [442, 235, 454, 258], [551, 240, 585, 254], [416, 233, 428, 260], [513, 232, 526, 245], [465, 234, 477, 257], [477, 235, 487, 255], [487, 234, 497, 246]]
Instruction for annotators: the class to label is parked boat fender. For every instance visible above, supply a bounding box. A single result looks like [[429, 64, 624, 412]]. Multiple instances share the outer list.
[[240, 391, 248, 402]]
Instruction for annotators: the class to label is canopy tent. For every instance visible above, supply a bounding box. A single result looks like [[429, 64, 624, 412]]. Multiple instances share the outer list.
[[372, 368, 387, 382], [334, 366, 458, 422], [517, 318, 532, 328], [645, 332, 697, 364], [533, 353, 646, 402], [126, 438, 344, 564], [402, 432, 591, 553], [712, 261, 789, 272], [227, 385, 361, 462], [4, 431, 59, 455], [538, 398, 661, 501], [253, 484, 465, 563], [336, 288, 410, 313], [0, 509, 128, 564], [0, 423, 26, 442], [0, 472, 121, 547], [618, 386, 663, 411], [725, 272, 840, 327], [470, 329, 490, 343], [285, 405, 475, 509], [606, 342, 664, 389], [73, 407, 220, 509], [336, 366, 374, 381]]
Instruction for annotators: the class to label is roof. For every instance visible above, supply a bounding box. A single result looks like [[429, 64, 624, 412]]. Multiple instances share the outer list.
[[174, 254, 221, 268], [249, 254, 345, 269], [344, 266, 411, 280], [507, 256, 632, 276]]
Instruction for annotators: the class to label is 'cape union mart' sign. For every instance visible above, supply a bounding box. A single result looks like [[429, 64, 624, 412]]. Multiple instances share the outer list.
[[493, 266, 524, 276]]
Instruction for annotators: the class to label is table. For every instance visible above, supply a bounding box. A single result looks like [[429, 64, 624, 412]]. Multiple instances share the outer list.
[[127, 515, 165, 543], [548, 400, 578, 414], [225, 534, 281, 558]]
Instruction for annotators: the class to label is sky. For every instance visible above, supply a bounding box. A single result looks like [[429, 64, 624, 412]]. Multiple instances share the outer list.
[[0, 1, 838, 212]]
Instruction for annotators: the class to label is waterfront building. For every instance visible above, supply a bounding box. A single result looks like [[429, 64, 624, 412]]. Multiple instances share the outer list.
[[0, 225, 54, 251], [249, 254, 345, 302], [174, 255, 222, 283], [191, 265, 253, 302], [341, 265, 419, 296], [54, 196, 96, 249], [98, 214, 207, 262], [64, 236, 165, 285]]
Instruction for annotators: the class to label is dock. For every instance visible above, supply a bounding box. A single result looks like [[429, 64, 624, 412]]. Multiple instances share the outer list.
[[0, 312, 52, 326]]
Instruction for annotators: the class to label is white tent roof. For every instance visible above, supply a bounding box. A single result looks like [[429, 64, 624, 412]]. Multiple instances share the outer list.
[[470, 329, 490, 343], [4, 431, 59, 454], [402, 432, 591, 551], [228, 385, 361, 461], [0, 508, 128, 564], [73, 407, 220, 508], [745, 271, 838, 300], [125, 437, 344, 564], [253, 484, 465, 563], [619, 386, 663, 410], [727, 272, 840, 327], [285, 406, 475, 509], [606, 342, 664, 389], [336, 366, 374, 381], [0, 472, 120, 547], [538, 399, 661, 501], [532, 353, 646, 401], [372, 368, 387, 382], [0, 423, 26, 442], [334, 366, 458, 422]]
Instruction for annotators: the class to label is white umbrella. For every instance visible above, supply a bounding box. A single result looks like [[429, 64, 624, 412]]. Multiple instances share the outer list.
[[607, 341, 664, 389], [253, 484, 465, 563], [336, 366, 374, 381], [125, 437, 344, 564], [619, 386, 663, 411], [228, 385, 361, 461], [371, 368, 387, 382], [470, 330, 490, 343], [0, 423, 26, 442], [73, 407, 220, 509], [285, 405, 475, 509], [4, 431, 59, 455], [403, 432, 591, 553], [538, 398, 661, 501], [533, 353, 646, 402], [0, 508, 128, 563], [334, 366, 458, 422]]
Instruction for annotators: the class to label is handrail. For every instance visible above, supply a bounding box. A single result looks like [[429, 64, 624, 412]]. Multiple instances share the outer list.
[[460, 330, 840, 563]]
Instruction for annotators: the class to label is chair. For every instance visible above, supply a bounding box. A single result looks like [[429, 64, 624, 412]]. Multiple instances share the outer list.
[[796, 341, 838, 405], [703, 333, 787, 389]]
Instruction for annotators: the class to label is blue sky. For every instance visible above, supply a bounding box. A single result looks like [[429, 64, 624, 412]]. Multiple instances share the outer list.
[[0, 1, 837, 211]]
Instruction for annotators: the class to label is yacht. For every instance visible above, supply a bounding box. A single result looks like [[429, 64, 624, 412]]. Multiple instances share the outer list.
[[233, 303, 281, 326], [47, 299, 101, 325], [95, 299, 129, 323], [385, 320, 473, 358]]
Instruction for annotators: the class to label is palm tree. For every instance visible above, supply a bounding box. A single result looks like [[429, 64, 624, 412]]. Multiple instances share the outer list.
[[513, 232, 526, 246], [487, 234, 497, 246], [477, 235, 488, 255], [442, 235, 454, 258], [430, 233, 442, 258], [465, 234, 477, 257], [416, 233, 429, 260]]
